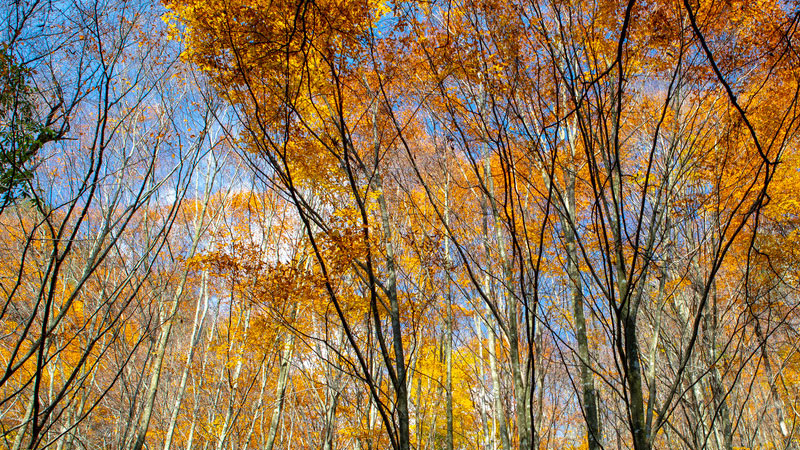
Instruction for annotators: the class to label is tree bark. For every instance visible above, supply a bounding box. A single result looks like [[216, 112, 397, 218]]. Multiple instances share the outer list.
[[162, 271, 209, 450], [374, 173, 410, 450], [264, 312, 296, 450]]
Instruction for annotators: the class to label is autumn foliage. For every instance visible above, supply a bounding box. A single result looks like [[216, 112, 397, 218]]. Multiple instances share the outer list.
[[2, 0, 800, 449]]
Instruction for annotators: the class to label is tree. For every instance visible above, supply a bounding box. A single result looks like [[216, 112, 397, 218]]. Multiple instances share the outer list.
[[0, 0, 212, 447], [1, 0, 796, 449]]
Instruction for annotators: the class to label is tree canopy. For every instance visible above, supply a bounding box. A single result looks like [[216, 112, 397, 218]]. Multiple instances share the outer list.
[[2, 0, 800, 449]]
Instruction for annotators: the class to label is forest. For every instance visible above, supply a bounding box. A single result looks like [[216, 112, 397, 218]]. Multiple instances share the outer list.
[[1, 0, 800, 449]]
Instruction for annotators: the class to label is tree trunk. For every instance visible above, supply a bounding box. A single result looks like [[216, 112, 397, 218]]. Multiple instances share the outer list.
[[444, 170, 454, 450], [132, 198, 208, 450], [264, 316, 296, 450], [483, 147, 530, 450], [488, 318, 511, 450], [214, 308, 251, 450], [163, 271, 209, 450], [374, 174, 410, 450]]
